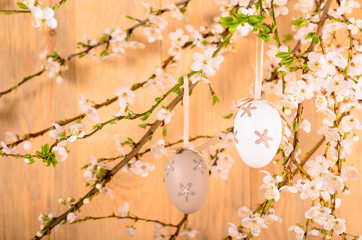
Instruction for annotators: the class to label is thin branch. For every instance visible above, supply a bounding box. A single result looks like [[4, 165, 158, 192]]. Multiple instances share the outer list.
[[72, 213, 179, 228], [305, 0, 334, 53], [0, 69, 45, 98], [168, 214, 188, 240], [0, 0, 67, 15]]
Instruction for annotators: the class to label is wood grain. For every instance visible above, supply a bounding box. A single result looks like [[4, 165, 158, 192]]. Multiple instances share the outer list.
[[0, 0, 361, 239]]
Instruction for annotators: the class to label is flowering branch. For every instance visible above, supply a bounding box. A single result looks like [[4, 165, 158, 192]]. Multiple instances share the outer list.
[[0, 0, 191, 99]]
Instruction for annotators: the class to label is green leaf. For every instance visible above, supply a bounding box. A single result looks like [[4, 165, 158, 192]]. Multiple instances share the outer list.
[[100, 50, 109, 58], [313, 35, 320, 44], [282, 157, 289, 165], [42, 144, 50, 154], [154, 97, 162, 103], [292, 17, 307, 29], [223, 113, 234, 119], [141, 112, 151, 121], [293, 121, 299, 132], [126, 15, 135, 20], [163, 126, 167, 137], [17, 2, 28, 9], [275, 52, 290, 58], [138, 124, 148, 129], [282, 34, 292, 43], [212, 95, 219, 105]]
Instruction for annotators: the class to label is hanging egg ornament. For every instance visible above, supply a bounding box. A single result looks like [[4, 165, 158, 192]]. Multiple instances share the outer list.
[[233, 100, 282, 168], [164, 149, 209, 214]]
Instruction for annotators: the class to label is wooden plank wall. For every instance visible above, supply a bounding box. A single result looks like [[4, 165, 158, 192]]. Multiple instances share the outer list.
[[0, 0, 360, 239]]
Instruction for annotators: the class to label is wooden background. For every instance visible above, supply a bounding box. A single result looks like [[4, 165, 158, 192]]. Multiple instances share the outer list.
[[0, 0, 361, 239]]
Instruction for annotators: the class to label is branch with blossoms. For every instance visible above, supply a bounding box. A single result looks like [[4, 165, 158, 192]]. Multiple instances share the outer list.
[[0, 0, 191, 99]]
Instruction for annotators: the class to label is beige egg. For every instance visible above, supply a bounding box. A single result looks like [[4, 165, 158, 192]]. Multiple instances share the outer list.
[[164, 149, 209, 214]]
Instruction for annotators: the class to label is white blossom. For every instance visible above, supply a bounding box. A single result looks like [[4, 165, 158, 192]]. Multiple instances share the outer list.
[[288, 225, 305, 240], [52, 146, 68, 162], [241, 216, 267, 237], [150, 139, 170, 159], [79, 95, 100, 122], [191, 46, 224, 77], [157, 108, 174, 124], [31, 7, 57, 29], [166, 3, 184, 20], [323, 218, 346, 235], [180, 230, 198, 238], [126, 226, 136, 236]]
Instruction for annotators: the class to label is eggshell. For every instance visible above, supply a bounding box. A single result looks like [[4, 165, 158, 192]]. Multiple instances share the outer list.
[[233, 100, 282, 168], [164, 149, 209, 214]]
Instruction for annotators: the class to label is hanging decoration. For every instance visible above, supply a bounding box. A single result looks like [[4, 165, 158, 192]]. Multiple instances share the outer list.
[[233, 38, 284, 168], [163, 76, 217, 214]]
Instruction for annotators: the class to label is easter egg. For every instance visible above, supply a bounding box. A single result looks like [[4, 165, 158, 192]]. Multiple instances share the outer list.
[[164, 149, 209, 214], [233, 100, 282, 168]]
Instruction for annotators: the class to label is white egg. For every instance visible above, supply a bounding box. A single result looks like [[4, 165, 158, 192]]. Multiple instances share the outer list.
[[164, 149, 209, 214], [233, 100, 282, 168]]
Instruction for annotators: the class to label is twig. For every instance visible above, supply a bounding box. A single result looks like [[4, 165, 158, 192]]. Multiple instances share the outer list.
[[0, 69, 45, 98], [305, 0, 334, 53], [72, 213, 179, 228], [168, 214, 188, 240], [0, 0, 67, 15]]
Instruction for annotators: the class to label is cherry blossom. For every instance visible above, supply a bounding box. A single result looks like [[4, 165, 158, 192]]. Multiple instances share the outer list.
[[143, 15, 168, 43], [341, 165, 359, 181], [166, 3, 184, 20], [114, 86, 135, 108], [79, 95, 100, 122], [219, 132, 235, 148], [130, 160, 155, 177], [23, 0, 35, 8], [323, 218, 346, 235], [66, 212, 78, 223], [210, 165, 229, 180], [260, 171, 282, 201], [31, 7, 57, 29], [300, 180, 324, 200], [191, 46, 224, 77], [305, 204, 332, 225], [228, 223, 245, 239], [241, 216, 267, 237], [288, 225, 305, 240], [180, 230, 198, 238], [150, 139, 170, 159], [125, 226, 136, 236], [52, 146, 68, 162], [117, 202, 129, 223], [157, 108, 174, 124]]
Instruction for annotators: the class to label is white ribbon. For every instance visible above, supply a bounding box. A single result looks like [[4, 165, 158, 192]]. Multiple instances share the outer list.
[[183, 75, 189, 148], [254, 37, 264, 100]]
